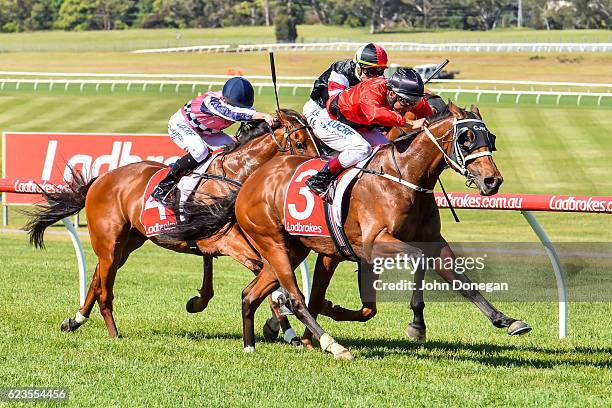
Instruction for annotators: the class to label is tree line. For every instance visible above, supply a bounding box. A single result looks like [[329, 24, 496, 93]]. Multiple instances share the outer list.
[[0, 0, 608, 34]]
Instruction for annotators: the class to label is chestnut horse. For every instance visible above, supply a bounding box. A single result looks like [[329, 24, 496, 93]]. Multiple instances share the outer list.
[[179, 101, 523, 359], [25, 109, 319, 340]]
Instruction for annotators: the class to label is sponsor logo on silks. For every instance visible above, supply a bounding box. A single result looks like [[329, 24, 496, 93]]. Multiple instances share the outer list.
[[327, 121, 354, 136]]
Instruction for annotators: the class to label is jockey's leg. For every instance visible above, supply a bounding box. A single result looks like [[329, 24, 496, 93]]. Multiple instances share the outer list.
[[152, 112, 209, 204], [305, 118, 371, 196]]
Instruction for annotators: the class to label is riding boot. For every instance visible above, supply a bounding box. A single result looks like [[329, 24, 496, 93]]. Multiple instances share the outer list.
[[152, 153, 199, 204], [306, 163, 336, 198]]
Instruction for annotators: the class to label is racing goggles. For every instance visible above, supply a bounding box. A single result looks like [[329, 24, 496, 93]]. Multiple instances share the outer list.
[[361, 65, 386, 78]]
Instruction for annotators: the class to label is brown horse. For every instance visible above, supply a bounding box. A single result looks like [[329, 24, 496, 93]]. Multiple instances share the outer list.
[[296, 103, 530, 347], [181, 101, 521, 359], [25, 109, 320, 340]]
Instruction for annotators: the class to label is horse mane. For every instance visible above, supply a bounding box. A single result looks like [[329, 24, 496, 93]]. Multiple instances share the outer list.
[[224, 108, 306, 153], [427, 102, 452, 124]]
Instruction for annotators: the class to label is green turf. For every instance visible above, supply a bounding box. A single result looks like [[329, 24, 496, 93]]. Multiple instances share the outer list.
[[1, 37, 611, 405], [0, 26, 609, 52], [0, 235, 610, 407]]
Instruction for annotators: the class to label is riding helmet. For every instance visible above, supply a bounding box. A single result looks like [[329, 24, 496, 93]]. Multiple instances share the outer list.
[[387, 68, 425, 99], [354, 43, 388, 68], [222, 77, 255, 108]]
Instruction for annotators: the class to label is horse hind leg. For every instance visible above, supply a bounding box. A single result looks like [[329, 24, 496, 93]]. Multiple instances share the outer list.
[[60, 264, 101, 332], [61, 229, 146, 337], [186, 256, 214, 313]]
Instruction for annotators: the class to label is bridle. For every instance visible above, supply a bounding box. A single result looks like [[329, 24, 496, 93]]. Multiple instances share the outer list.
[[365, 111, 496, 193], [269, 114, 321, 156]]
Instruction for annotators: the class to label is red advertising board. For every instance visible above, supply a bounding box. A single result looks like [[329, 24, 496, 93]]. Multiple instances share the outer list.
[[2, 132, 184, 204]]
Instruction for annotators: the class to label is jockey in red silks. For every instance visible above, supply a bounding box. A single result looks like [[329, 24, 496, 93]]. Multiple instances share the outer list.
[[152, 77, 275, 204], [306, 67, 434, 196], [303, 43, 389, 150]]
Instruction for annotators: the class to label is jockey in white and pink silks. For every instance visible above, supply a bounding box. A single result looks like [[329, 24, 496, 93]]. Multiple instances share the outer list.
[[152, 77, 275, 203]]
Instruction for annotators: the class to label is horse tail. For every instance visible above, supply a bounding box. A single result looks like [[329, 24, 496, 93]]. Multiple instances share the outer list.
[[23, 170, 97, 249], [163, 189, 239, 242]]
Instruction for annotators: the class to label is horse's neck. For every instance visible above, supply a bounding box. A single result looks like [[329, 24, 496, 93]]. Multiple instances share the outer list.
[[213, 132, 280, 180], [376, 121, 450, 191]]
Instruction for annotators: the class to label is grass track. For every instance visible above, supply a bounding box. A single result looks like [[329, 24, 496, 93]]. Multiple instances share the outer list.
[[2, 51, 612, 84], [0, 235, 610, 407], [0, 26, 610, 52], [1, 33, 611, 405]]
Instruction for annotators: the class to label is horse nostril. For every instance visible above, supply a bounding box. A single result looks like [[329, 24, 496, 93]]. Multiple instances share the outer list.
[[484, 177, 498, 188]]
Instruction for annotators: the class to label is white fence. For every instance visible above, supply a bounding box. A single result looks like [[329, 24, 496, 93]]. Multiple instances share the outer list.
[[1, 72, 611, 106], [131, 41, 612, 54]]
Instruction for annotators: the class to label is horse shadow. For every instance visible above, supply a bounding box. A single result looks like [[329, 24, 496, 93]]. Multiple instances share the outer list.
[[338, 337, 612, 369]]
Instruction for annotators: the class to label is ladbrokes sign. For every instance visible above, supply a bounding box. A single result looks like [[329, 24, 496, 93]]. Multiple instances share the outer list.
[[2, 132, 184, 204]]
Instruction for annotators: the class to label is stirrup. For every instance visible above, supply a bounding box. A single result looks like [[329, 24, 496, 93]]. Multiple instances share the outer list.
[[152, 185, 177, 206]]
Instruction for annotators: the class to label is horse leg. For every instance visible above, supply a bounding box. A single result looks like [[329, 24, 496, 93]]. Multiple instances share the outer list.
[[434, 242, 531, 335], [244, 242, 353, 359], [60, 264, 100, 332], [217, 228, 301, 347], [263, 295, 302, 347], [186, 256, 214, 314], [406, 266, 427, 342], [242, 266, 279, 352], [302, 255, 377, 348], [302, 254, 339, 349]]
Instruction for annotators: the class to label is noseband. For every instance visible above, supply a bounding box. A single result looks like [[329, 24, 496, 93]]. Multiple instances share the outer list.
[[270, 118, 321, 156]]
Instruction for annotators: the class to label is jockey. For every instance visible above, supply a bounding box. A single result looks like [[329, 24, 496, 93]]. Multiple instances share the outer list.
[[306, 67, 433, 196], [302, 42, 389, 146], [152, 77, 275, 203]]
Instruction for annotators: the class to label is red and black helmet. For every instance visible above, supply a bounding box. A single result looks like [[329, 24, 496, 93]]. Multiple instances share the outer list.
[[354, 43, 388, 69]]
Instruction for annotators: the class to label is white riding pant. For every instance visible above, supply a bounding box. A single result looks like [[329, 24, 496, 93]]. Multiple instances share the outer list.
[[168, 110, 236, 162], [303, 99, 387, 168]]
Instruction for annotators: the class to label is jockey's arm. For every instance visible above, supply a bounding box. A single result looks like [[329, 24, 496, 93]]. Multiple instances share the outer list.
[[252, 112, 276, 126], [203, 94, 274, 126], [327, 70, 351, 99], [360, 89, 406, 128]]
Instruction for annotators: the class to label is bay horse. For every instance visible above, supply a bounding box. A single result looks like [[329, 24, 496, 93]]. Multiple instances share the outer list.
[[24, 109, 319, 340], [264, 97, 529, 347], [298, 104, 530, 349], [178, 101, 521, 359]]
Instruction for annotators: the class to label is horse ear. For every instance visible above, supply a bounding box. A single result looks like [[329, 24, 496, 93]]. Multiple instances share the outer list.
[[470, 104, 482, 119], [448, 100, 459, 114]]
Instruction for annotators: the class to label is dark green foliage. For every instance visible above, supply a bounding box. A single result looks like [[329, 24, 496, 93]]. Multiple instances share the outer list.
[[0, 0, 608, 32]]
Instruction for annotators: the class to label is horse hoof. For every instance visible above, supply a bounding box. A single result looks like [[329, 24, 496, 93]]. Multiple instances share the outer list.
[[288, 337, 303, 348], [508, 320, 532, 336], [334, 349, 354, 360], [60, 317, 79, 332], [243, 346, 255, 354], [406, 324, 426, 342], [185, 297, 203, 314], [302, 339, 316, 350], [262, 320, 280, 342]]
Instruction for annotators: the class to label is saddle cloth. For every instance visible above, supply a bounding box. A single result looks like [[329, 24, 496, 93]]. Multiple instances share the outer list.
[[140, 152, 221, 237], [283, 146, 383, 244]]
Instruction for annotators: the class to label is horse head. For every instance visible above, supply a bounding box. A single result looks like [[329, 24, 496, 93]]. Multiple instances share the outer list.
[[274, 109, 321, 157], [409, 100, 501, 196]]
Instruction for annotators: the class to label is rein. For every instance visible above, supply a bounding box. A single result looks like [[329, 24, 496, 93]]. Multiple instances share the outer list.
[[357, 115, 494, 194]]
